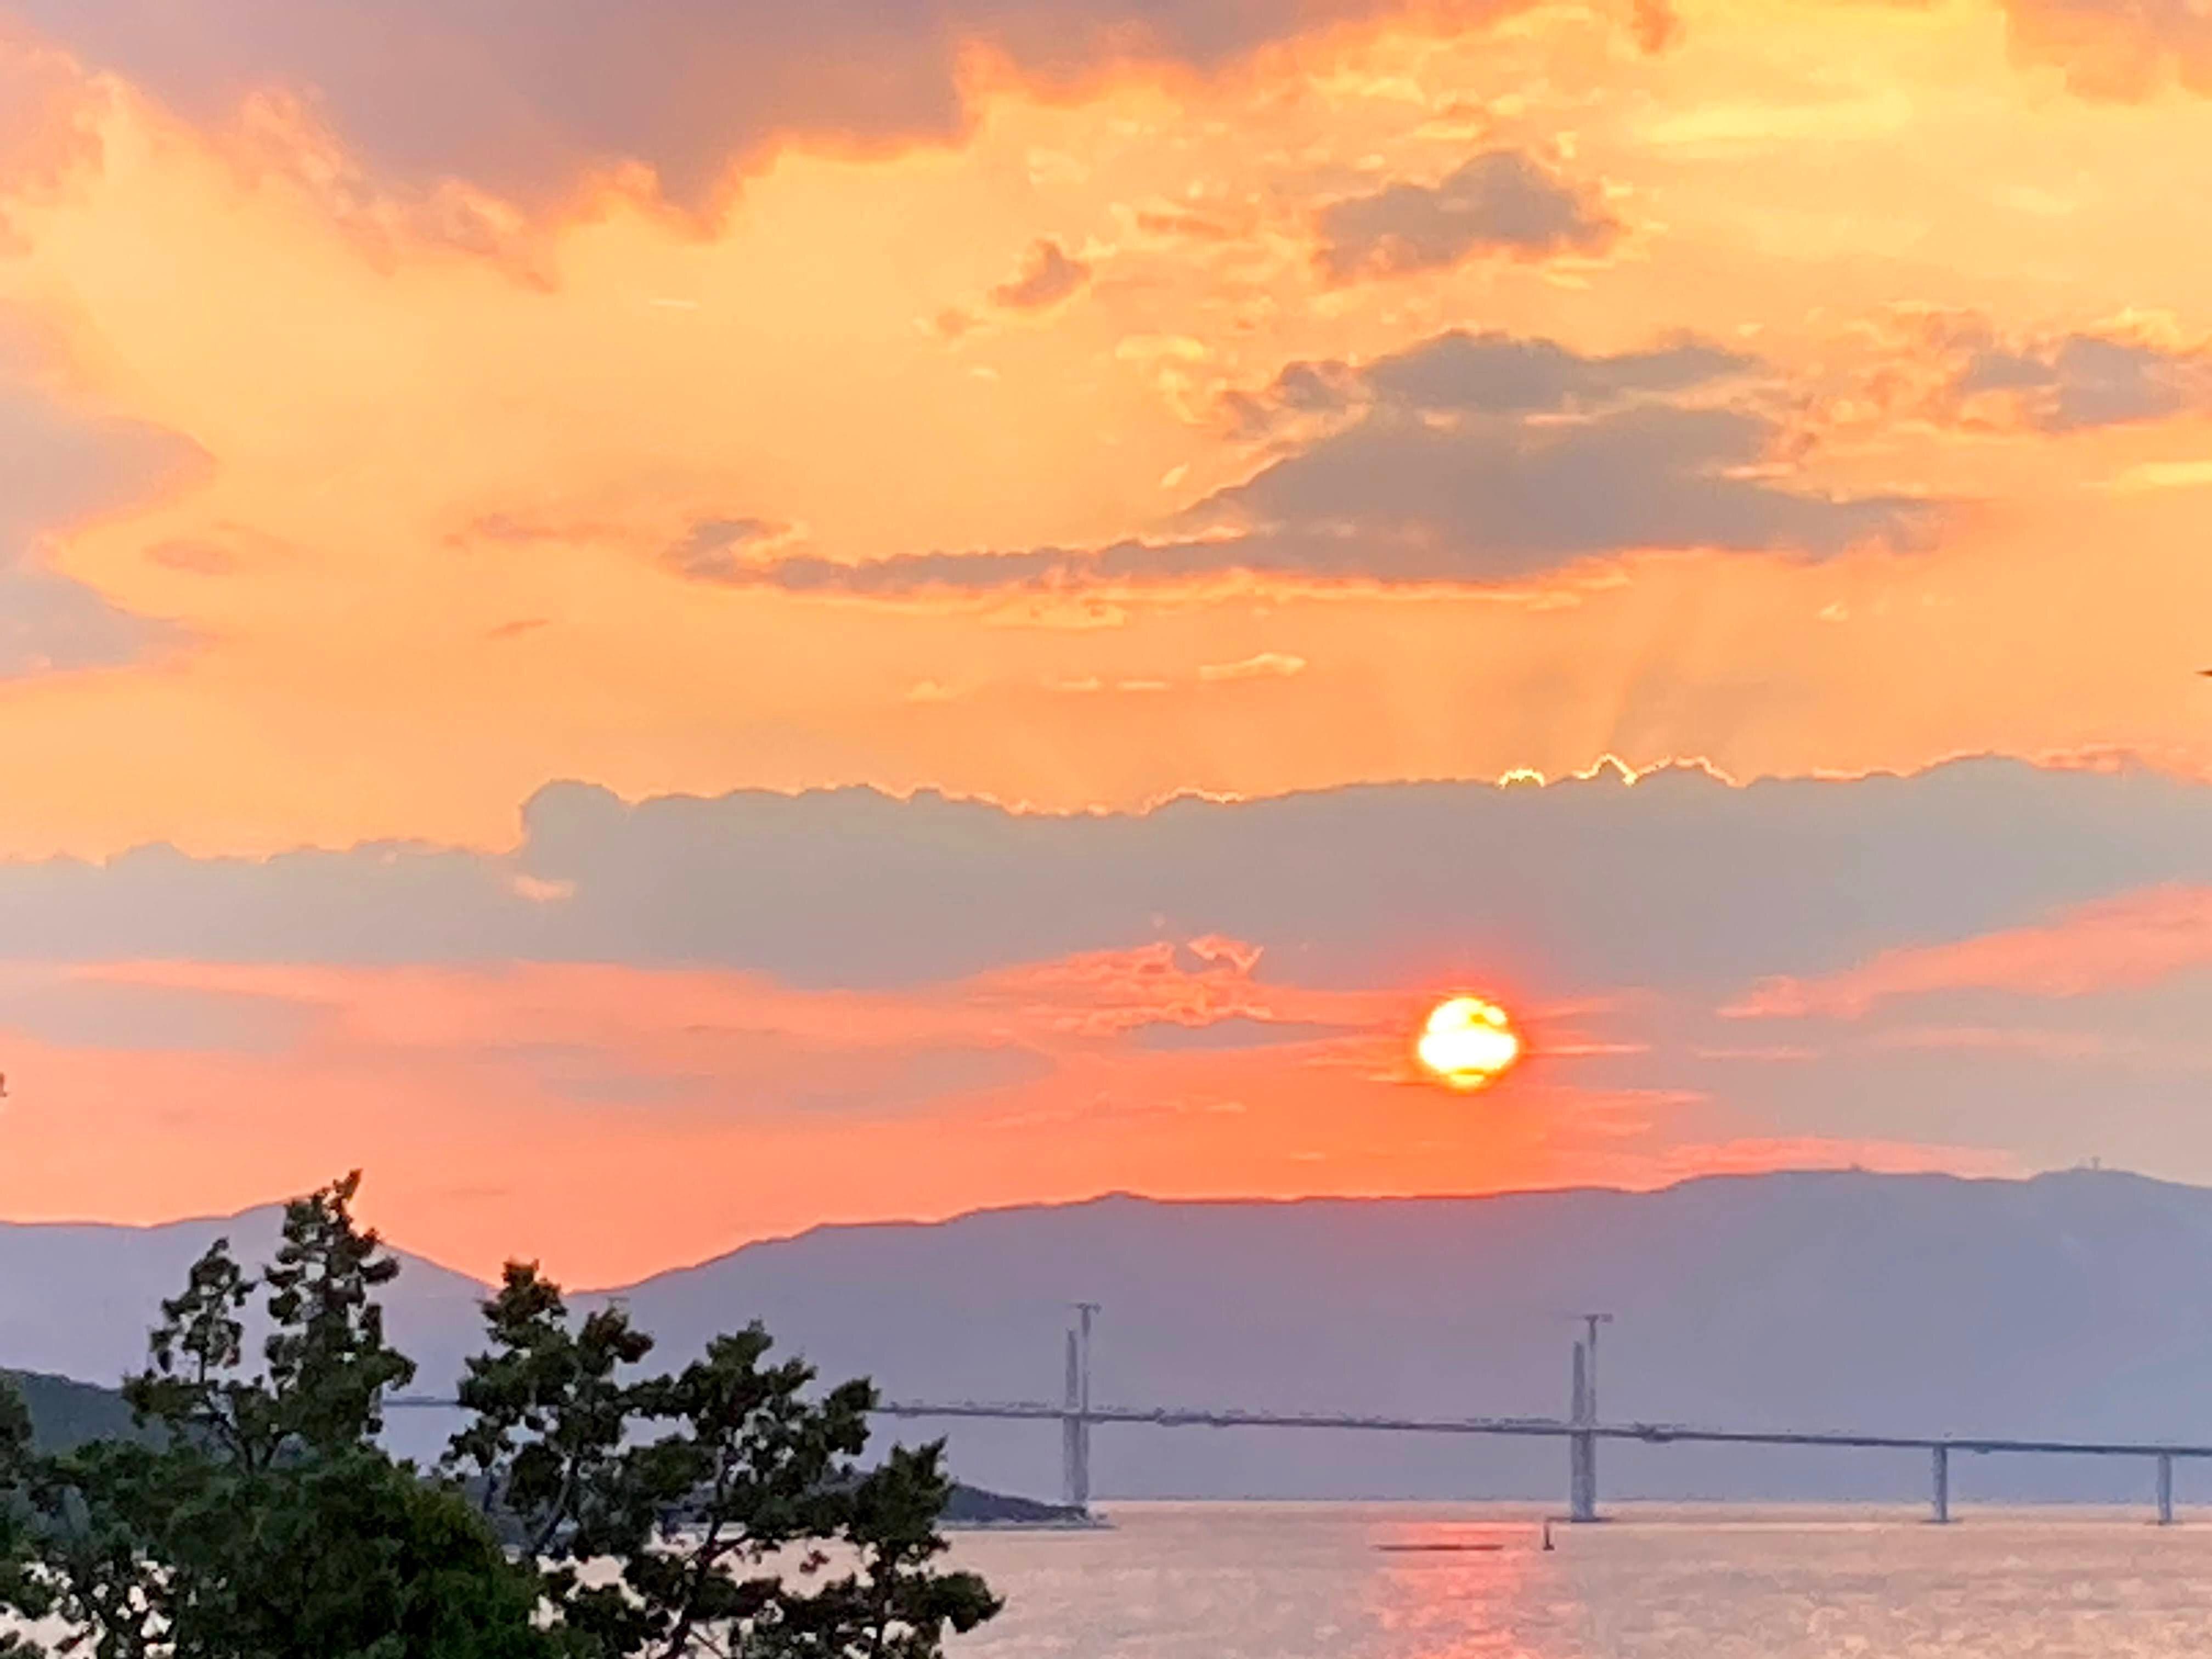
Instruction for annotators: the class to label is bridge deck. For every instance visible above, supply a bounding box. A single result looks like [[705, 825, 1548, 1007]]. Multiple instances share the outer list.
[[872, 1399, 2212, 1460], [386, 1391, 2208, 1521]]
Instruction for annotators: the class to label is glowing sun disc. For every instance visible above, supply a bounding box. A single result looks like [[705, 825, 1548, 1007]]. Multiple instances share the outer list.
[[1417, 996, 1522, 1090]]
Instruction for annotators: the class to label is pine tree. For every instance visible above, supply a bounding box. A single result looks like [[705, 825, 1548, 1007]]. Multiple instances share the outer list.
[[447, 1263, 1000, 1659]]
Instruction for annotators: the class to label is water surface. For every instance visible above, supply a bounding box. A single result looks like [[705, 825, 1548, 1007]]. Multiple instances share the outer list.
[[948, 1502, 2212, 1657]]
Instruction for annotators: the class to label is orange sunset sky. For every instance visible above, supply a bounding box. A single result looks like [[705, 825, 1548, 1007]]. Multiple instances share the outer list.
[[4, 0, 2212, 1284]]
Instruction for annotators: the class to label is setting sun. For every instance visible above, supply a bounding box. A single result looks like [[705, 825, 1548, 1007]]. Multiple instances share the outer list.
[[1415, 997, 1523, 1091]]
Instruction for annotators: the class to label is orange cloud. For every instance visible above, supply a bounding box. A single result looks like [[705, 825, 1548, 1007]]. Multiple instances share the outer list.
[[1997, 0, 2212, 102], [1725, 885, 2212, 1020], [0, 27, 103, 244], [989, 238, 1092, 311]]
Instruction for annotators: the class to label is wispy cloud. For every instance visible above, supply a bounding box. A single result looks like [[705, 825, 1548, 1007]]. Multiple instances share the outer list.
[[1198, 652, 1306, 681], [0, 382, 208, 678], [1725, 886, 2212, 1020]]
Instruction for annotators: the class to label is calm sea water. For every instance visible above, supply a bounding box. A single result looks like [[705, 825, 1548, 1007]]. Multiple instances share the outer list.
[[946, 1503, 2212, 1658]]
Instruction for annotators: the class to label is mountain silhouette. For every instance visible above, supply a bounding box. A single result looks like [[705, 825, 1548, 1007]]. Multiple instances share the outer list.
[[8, 1170, 2212, 1503]]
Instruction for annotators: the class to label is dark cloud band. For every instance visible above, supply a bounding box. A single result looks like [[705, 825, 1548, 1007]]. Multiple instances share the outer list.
[[5, 759, 2210, 998], [685, 329, 1930, 595]]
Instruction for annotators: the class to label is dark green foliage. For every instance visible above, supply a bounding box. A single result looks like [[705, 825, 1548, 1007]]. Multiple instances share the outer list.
[[0, 1174, 555, 1659], [445, 1262, 655, 1566], [0, 1181, 998, 1659], [446, 1265, 1000, 1659], [0, 1380, 52, 1656], [770, 1444, 1005, 1659], [151, 1449, 550, 1659], [124, 1175, 416, 1474]]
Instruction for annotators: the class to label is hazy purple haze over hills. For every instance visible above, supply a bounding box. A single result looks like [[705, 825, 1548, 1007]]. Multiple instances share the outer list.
[[8, 1170, 2212, 1503]]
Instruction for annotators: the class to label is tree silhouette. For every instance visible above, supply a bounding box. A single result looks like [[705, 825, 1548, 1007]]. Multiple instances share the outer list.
[[0, 1176, 997, 1659]]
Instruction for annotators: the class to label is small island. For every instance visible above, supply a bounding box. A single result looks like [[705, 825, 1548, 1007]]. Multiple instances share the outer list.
[[941, 1481, 1102, 1529]]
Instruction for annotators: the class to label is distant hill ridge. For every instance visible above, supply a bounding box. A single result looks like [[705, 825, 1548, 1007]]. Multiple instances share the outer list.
[[9, 1170, 2212, 1502], [5, 1369, 148, 1453]]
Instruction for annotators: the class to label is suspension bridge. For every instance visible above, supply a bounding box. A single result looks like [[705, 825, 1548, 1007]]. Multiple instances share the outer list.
[[867, 1310, 2212, 1526], [394, 1309, 2212, 1526]]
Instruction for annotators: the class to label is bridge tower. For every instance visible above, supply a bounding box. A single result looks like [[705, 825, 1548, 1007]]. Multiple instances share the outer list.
[[1061, 1302, 1098, 1511], [1568, 1312, 1610, 1522], [1569, 1341, 1598, 1522]]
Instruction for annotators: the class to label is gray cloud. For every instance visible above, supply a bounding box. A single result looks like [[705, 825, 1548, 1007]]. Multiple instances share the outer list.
[[8, 0, 1499, 215], [1208, 402, 1914, 577], [1877, 313, 2212, 435], [4, 759, 2212, 1005], [729, 329, 1918, 594], [1224, 329, 1753, 434], [1953, 330, 2212, 432], [1358, 330, 1756, 416], [1316, 150, 1620, 281], [0, 567, 168, 678], [0, 385, 206, 677], [990, 239, 1091, 311]]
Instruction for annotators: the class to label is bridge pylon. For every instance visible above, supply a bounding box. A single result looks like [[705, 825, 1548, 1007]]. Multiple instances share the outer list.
[[1061, 1303, 1098, 1512], [1568, 1339, 1598, 1522]]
